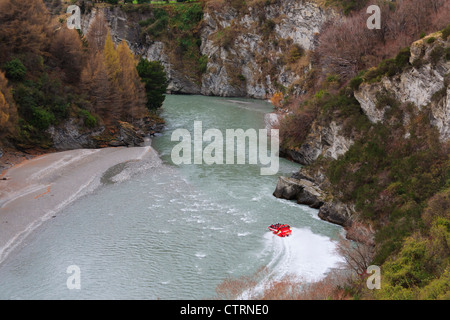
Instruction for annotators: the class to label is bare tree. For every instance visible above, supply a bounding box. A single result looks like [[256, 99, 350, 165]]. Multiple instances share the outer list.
[[336, 222, 375, 277], [85, 11, 108, 54]]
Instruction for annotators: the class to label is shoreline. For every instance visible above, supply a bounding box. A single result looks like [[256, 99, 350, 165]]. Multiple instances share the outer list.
[[0, 143, 160, 265]]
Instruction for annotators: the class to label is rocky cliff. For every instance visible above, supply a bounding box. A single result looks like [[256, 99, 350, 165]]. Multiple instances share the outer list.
[[273, 29, 450, 234], [200, 0, 335, 98], [80, 1, 335, 98], [354, 33, 450, 141], [280, 119, 354, 165]]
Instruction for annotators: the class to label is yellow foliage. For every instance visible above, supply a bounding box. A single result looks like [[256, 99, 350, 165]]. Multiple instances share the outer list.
[[0, 91, 9, 127], [270, 92, 283, 108], [0, 71, 16, 136], [103, 31, 122, 83]]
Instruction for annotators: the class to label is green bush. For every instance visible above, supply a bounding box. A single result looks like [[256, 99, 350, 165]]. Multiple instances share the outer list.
[[3, 58, 27, 81], [30, 106, 55, 130], [198, 55, 208, 74], [136, 59, 168, 110], [349, 75, 363, 91], [429, 46, 445, 64], [79, 109, 98, 128], [326, 0, 369, 15], [441, 24, 450, 41], [364, 47, 411, 83]]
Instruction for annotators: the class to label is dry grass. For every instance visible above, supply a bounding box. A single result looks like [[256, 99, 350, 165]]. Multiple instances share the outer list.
[[214, 266, 355, 300]]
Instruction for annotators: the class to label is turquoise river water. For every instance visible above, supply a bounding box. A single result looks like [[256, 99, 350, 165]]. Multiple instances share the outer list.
[[0, 95, 343, 299]]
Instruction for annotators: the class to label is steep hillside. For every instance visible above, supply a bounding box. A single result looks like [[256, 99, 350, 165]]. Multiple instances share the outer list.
[[273, 26, 450, 299], [0, 0, 165, 170], [79, 0, 336, 98]]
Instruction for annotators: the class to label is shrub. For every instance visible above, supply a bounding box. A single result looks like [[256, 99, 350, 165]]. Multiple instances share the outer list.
[[364, 47, 411, 83], [375, 91, 400, 110], [441, 24, 450, 41], [327, 0, 369, 15], [279, 104, 316, 149], [3, 58, 27, 81], [198, 55, 208, 74], [79, 109, 98, 128], [30, 106, 55, 130], [136, 59, 168, 110], [269, 92, 283, 108], [429, 46, 445, 64], [288, 44, 304, 63], [215, 27, 234, 49], [349, 74, 364, 91]]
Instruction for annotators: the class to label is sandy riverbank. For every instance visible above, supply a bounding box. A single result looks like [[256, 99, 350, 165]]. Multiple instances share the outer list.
[[0, 144, 161, 264]]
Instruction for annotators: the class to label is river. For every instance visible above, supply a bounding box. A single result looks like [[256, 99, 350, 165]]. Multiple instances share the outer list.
[[0, 95, 343, 299]]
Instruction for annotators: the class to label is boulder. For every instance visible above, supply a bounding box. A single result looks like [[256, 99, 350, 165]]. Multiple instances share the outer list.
[[273, 176, 325, 209], [47, 119, 105, 150], [110, 121, 145, 147], [318, 201, 353, 228]]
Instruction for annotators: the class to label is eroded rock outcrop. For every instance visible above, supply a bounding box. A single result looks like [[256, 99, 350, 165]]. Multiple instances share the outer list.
[[47, 117, 164, 150], [280, 120, 354, 165], [354, 34, 450, 141], [81, 1, 335, 98], [47, 119, 105, 150], [200, 1, 335, 98], [273, 168, 355, 228], [273, 175, 325, 209]]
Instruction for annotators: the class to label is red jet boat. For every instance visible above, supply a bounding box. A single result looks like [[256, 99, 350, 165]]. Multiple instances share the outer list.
[[268, 223, 292, 237]]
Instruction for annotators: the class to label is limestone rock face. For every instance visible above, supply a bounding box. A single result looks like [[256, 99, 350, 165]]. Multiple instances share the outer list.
[[354, 35, 450, 141], [280, 120, 353, 166], [82, 2, 335, 98], [47, 119, 105, 150], [273, 169, 355, 228], [264, 113, 280, 131], [200, 1, 334, 98], [318, 201, 354, 228], [273, 176, 325, 209]]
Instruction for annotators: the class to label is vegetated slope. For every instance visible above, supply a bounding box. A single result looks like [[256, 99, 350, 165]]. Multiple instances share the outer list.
[[79, 0, 335, 98], [275, 18, 450, 299], [0, 0, 165, 163]]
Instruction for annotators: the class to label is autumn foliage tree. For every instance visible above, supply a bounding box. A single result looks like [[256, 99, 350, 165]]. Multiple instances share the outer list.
[[0, 0, 50, 66], [82, 14, 148, 125], [0, 71, 17, 138], [81, 51, 117, 123], [49, 27, 85, 84], [85, 11, 108, 54], [116, 41, 147, 122], [103, 31, 122, 85], [269, 92, 283, 108]]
